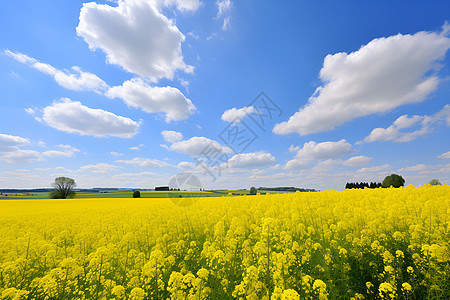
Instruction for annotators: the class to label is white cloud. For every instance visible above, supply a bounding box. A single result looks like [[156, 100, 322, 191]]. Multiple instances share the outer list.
[[221, 106, 255, 122], [398, 164, 427, 172], [162, 0, 201, 12], [161, 130, 183, 143], [170, 136, 232, 157], [356, 164, 391, 174], [438, 151, 450, 159], [79, 163, 119, 173], [361, 105, 450, 143], [177, 161, 197, 170], [216, 0, 232, 31], [228, 151, 276, 169], [107, 78, 196, 122], [42, 144, 80, 157], [129, 144, 144, 151], [77, 0, 193, 81], [0, 133, 42, 163], [41, 98, 140, 138], [0, 150, 41, 164], [274, 26, 450, 136], [116, 157, 169, 168], [24, 108, 35, 115], [398, 163, 450, 175], [0, 133, 29, 152], [285, 139, 355, 169], [343, 156, 373, 167], [110, 151, 124, 156], [5, 50, 109, 93]]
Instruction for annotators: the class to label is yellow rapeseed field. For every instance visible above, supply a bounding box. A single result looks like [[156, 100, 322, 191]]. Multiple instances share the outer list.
[[0, 185, 449, 299]]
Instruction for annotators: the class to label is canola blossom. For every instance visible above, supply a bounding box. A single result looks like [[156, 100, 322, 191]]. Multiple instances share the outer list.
[[0, 185, 449, 299]]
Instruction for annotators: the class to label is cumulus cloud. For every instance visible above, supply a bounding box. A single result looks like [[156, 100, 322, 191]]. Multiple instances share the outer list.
[[170, 136, 232, 157], [274, 26, 450, 136], [285, 139, 355, 169], [161, 130, 183, 143], [79, 163, 119, 173], [438, 151, 450, 159], [221, 106, 255, 122], [228, 151, 276, 169], [107, 78, 196, 122], [360, 105, 450, 143], [77, 0, 193, 81], [398, 164, 427, 172], [41, 98, 140, 138], [42, 144, 80, 157], [177, 161, 197, 170], [343, 156, 373, 167], [116, 157, 169, 168], [5, 50, 109, 93], [0, 133, 42, 163], [129, 144, 144, 151], [398, 163, 450, 175], [109, 151, 124, 156]]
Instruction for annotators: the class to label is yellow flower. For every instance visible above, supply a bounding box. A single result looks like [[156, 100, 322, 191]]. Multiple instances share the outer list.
[[281, 289, 300, 300], [401, 282, 412, 292]]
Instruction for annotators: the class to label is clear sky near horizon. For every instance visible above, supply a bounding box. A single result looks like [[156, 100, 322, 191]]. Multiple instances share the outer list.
[[0, 0, 449, 190]]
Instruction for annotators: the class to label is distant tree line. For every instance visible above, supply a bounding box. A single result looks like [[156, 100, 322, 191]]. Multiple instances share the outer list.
[[346, 174, 407, 189], [345, 182, 382, 189]]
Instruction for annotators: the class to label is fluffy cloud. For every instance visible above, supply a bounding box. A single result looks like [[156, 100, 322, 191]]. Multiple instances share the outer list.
[[177, 161, 197, 170], [41, 98, 140, 138], [116, 157, 169, 168], [361, 105, 450, 143], [398, 163, 450, 175], [129, 144, 144, 151], [227, 151, 276, 169], [438, 151, 450, 159], [221, 106, 255, 122], [285, 139, 355, 169], [170, 136, 232, 157], [79, 163, 119, 173], [77, 0, 193, 81], [5, 50, 109, 93], [162, 0, 201, 12], [0, 133, 42, 163], [161, 130, 183, 143], [42, 145, 80, 157], [398, 164, 427, 172], [107, 79, 196, 122], [342, 156, 373, 167], [274, 26, 450, 136]]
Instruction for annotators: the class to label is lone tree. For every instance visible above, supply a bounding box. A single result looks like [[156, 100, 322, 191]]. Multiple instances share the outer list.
[[382, 174, 405, 188], [249, 187, 257, 195], [429, 179, 442, 185], [133, 190, 141, 198], [50, 177, 76, 199]]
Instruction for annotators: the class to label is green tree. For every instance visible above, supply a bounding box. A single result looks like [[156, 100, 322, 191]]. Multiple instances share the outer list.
[[249, 187, 257, 195], [50, 177, 76, 199], [382, 174, 405, 188], [133, 190, 141, 198], [429, 179, 442, 185]]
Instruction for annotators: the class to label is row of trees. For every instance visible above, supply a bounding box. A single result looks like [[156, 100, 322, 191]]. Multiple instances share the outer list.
[[345, 182, 382, 189], [346, 174, 406, 189]]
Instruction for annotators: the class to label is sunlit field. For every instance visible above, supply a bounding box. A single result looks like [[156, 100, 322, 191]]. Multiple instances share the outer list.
[[0, 185, 449, 299]]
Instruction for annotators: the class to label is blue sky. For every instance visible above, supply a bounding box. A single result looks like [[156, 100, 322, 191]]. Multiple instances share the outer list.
[[0, 0, 449, 190]]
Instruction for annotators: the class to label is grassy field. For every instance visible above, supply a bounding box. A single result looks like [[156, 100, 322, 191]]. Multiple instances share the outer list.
[[0, 189, 292, 200]]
